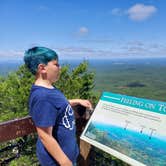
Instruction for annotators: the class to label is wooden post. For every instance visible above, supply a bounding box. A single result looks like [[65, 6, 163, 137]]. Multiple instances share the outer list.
[[73, 105, 92, 166]]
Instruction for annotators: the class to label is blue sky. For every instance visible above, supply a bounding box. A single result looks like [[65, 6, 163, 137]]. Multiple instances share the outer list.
[[0, 0, 166, 59]]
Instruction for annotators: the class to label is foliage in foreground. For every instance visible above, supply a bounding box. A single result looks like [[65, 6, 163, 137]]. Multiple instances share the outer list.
[[0, 61, 128, 166], [0, 61, 97, 123]]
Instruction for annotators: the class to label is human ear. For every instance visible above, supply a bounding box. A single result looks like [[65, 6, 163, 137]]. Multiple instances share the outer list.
[[38, 64, 46, 74]]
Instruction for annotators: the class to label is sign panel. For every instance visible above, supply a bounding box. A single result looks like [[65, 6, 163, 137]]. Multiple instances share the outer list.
[[81, 92, 166, 166]]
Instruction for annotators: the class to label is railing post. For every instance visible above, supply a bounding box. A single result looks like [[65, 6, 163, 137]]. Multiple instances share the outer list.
[[73, 105, 92, 166]]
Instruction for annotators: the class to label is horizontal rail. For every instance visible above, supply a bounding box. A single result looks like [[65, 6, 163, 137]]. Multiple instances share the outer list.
[[0, 116, 36, 143], [0, 105, 92, 143], [0, 105, 93, 166]]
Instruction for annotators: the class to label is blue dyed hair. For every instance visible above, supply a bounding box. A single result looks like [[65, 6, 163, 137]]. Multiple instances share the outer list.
[[24, 46, 58, 75]]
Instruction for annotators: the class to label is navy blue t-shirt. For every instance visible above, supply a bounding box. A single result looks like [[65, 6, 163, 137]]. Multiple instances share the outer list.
[[29, 85, 79, 166]]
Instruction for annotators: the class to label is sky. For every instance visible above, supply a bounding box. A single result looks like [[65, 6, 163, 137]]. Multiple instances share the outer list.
[[1, 0, 166, 60]]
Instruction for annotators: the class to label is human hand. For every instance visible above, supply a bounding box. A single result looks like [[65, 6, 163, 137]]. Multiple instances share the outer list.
[[69, 99, 93, 110], [78, 99, 93, 110]]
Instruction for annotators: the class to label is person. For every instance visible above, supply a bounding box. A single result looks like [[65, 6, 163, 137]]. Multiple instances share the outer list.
[[24, 46, 92, 166]]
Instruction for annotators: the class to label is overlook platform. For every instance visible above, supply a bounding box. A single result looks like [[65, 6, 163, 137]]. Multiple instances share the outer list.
[[0, 105, 119, 166]]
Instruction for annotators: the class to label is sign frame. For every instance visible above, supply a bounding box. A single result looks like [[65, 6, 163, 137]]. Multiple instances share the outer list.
[[81, 92, 166, 166]]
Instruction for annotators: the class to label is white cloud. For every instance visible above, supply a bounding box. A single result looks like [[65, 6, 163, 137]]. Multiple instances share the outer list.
[[127, 4, 157, 21], [1, 41, 166, 60], [79, 38, 112, 43], [56, 42, 166, 59], [78, 27, 89, 36], [0, 50, 23, 57]]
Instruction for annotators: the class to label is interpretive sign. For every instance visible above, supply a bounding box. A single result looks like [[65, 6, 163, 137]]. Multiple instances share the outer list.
[[81, 92, 166, 166]]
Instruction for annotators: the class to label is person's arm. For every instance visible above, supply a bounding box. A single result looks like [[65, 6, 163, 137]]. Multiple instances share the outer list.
[[36, 126, 72, 166], [69, 99, 92, 110]]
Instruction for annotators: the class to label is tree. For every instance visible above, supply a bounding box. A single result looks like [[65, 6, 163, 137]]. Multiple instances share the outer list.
[[0, 61, 97, 122], [0, 61, 97, 165], [0, 61, 128, 166], [55, 61, 95, 99]]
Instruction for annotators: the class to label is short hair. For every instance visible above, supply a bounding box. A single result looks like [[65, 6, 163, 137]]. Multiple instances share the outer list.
[[24, 46, 58, 75]]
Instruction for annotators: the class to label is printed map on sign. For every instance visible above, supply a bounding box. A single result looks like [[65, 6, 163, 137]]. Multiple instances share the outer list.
[[81, 92, 166, 166]]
